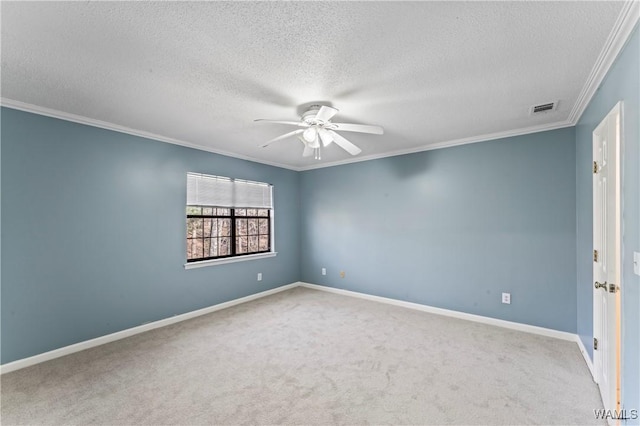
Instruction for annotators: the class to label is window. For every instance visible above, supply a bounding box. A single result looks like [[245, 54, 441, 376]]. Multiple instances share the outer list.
[[186, 173, 273, 263]]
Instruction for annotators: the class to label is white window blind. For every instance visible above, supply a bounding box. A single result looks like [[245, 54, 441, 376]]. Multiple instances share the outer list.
[[187, 173, 273, 209]]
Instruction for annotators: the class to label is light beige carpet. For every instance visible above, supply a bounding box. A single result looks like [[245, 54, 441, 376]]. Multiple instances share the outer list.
[[1, 286, 603, 425]]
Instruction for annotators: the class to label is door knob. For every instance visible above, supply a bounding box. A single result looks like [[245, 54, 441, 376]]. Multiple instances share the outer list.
[[595, 281, 607, 290]]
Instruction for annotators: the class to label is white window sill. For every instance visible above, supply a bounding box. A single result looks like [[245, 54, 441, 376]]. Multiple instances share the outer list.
[[184, 252, 277, 269]]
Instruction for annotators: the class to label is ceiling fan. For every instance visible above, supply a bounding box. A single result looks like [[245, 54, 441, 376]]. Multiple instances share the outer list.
[[255, 105, 384, 160]]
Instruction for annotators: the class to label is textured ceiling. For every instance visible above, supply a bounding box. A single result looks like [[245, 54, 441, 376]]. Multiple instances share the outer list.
[[0, 1, 627, 169]]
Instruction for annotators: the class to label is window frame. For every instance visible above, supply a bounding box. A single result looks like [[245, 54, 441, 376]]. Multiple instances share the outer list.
[[186, 207, 273, 263]]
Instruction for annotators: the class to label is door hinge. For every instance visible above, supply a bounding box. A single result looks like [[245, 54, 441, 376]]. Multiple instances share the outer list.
[[594, 337, 598, 350], [593, 161, 599, 174], [594, 249, 598, 262]]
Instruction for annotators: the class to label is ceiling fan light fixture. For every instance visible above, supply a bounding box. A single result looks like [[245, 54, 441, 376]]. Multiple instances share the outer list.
[[302, 126, 317, 143], [308, 134, 321, 149], [318, 128, 334, 147], [297, 133, 320, 149]]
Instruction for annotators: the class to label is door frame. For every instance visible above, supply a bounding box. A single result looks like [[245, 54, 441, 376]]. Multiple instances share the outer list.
[[592, 100, 623, 414]]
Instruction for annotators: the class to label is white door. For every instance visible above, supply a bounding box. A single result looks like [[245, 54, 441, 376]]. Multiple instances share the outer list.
[[592, 102, 622, 413]]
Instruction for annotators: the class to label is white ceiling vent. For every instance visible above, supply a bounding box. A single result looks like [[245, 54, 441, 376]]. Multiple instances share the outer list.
[[530, 101, 558, 115]]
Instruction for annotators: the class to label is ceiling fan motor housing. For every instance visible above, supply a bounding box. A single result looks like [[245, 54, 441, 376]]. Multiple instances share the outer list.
[[302, 105, 326, 124]]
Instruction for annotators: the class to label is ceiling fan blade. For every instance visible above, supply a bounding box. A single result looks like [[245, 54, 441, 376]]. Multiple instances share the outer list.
[[259, 129, 304, 148], [315, 106, 339, 122], [318, 128, 334, 147], [254, 119, 307, 127], [328, 130, 362, 156], [302, 144, 314, 157], [330, 123, 384, 135]]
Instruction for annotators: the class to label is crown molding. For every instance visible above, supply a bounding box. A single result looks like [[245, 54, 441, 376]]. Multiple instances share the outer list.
[[3, 1, 638, 174], [297, 120, 574, 171], [0, 97, 573, 172], [568, 0, 640, 124], [0, 98, 299, 171]]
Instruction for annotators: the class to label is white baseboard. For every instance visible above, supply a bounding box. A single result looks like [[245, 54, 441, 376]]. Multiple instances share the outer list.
[[301, 283, 601, 376], [300, 282, 577, 341], [575, 334, 595, 381], [2, 281, 592, 377], [0, 282, 300, 375]]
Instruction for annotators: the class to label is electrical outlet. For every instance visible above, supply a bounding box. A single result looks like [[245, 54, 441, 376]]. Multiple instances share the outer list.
[[322, 268, 326, 275], [257, 273, 262, 281], [340, 271, 345, 278], [502, 293, 511, 304]]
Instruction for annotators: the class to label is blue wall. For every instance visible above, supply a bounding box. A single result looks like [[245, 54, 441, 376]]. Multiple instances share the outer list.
[[300, 128, 577, 332], [576, 25, 639, 415], [0, 108, 301, 364]]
